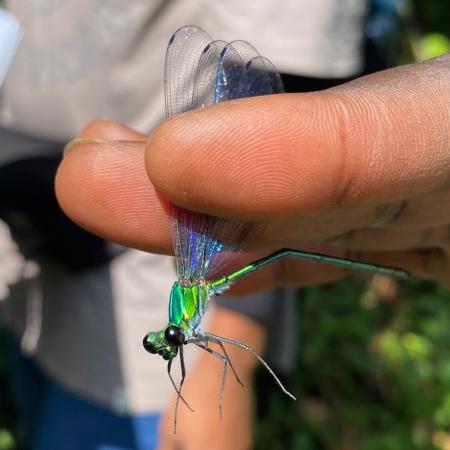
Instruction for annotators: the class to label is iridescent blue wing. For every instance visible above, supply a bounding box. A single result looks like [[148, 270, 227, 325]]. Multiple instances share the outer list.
[[237, 56, 284, 97], [165, 26, 284, 281], [218, 42, 283, 100]]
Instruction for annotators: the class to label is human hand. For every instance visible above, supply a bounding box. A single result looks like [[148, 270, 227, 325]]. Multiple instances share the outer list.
[[157, 307, 264, 450], [56, 54, 450, 289]]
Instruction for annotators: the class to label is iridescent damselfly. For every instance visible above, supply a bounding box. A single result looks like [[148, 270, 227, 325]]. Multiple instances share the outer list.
[[143, 25, 409, 432]]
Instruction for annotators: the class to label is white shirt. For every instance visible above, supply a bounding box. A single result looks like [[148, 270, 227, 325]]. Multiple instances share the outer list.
[[0, 0, 367, 413]]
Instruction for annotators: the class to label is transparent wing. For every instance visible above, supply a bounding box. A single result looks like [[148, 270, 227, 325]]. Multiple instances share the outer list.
[[237, 56, 285, 97], [227, 40, 260, 64], [164, 25, 213, 117], [191, 40, 227, 109], [165, 26, 284, 280], [260, 57, 285, 95]]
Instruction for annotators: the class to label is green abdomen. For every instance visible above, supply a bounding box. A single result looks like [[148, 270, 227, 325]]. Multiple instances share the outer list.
[[168, 282, 208, 331]]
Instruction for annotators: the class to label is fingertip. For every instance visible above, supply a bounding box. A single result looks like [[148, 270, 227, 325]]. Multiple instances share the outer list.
[[146, 94, 347, 220], [147, 63, 450, 222], [80, 119, 147, 140], [55, 141, 95, 216], [56, 139, 172, 253]]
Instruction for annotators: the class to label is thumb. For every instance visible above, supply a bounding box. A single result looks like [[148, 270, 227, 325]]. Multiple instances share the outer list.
[[146, 54, 450, 221]]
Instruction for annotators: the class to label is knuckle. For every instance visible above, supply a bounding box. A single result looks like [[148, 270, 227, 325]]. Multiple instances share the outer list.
[[330, 98, 355, 207], [370, 200, 406, 228]]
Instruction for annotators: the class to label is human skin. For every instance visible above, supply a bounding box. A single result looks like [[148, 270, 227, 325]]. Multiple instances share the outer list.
[[56, 122, 263, 450], [56, 53, 450, 289]]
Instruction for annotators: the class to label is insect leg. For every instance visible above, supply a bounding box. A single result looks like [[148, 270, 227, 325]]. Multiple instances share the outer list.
[[204, 332, 296, 400], [167, 356, 194, 434], [172, 345, 192, 433], [194, 341, 228, 420], [213, 339, 244, 387]]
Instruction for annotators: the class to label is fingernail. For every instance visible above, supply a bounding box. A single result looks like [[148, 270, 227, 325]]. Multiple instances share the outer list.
[[63, 138, 109, 158], [63, 138, 146, 158]]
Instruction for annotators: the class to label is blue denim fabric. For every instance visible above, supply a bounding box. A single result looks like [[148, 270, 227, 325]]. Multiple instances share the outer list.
[[7, 334, 160, 450]]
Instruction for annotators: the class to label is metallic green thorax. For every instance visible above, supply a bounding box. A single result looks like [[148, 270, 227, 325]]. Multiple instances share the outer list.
[[168, 282, 209, 332], [143, 282, 209, 361]]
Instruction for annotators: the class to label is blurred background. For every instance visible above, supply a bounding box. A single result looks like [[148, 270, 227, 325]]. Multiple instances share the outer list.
[[0, 0, 450, 450], [252, 2, 450, 449]]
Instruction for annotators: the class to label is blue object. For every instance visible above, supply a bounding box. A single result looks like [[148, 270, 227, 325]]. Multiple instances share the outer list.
[[7, 334, 160, 450]]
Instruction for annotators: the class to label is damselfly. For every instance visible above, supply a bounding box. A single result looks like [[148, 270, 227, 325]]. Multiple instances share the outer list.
[[143, 25, 408, 430]]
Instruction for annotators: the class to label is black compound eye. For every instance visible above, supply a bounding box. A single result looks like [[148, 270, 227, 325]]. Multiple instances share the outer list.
[[143, 335, 158, 354], [164, 326, 185, 346]]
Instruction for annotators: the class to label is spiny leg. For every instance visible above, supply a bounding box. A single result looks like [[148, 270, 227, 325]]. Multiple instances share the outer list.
[[214, 339, 244, 387], [167, 357, 193, 412], [174, 346, 193, 433], [195, 342, 228, 420], [189, 335, 243, 390], [167, 355, 194, 434], [204, 332, 296, 401]]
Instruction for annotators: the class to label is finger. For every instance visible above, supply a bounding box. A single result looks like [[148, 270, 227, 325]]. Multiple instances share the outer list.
[[251, 248, 450, 289], [370, 248, 450, 286], [383, 187, 450, 229], [56, 135, 399, 250], [146, 54, 450, 221], [56, 138, 173, 253], [56, 57, 450, 256], [79, 119, 146, 140], [58, 130, 389, 252], [226, 248, 345, 294], [328, 224, 450, 251], [56, 132, 445, 288], [55, 134, 444, 255], [224, 246, 410, 294]]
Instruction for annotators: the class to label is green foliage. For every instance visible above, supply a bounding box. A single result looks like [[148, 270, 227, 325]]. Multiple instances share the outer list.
[[407, 0, 450, 62], [0, 324, 18, 450], [256, 279, 450, 450], [412, 0, 450, 37], [0, 430, 14, 450], [418, 33, 450, 59], [254, 1, 450, 447]]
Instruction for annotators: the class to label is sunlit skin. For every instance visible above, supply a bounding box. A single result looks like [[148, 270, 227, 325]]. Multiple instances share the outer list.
[[55, 52, 450, 450], [55, 119, 263, 450], [57, 53, 450, 289]]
